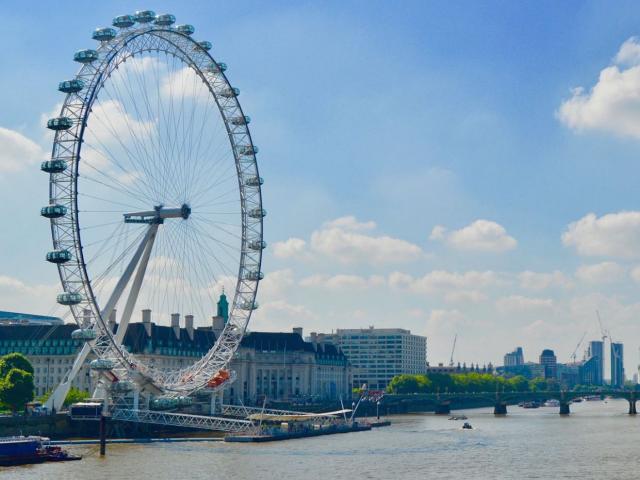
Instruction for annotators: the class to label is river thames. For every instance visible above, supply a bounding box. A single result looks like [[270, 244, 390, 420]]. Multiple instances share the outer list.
[[3, 399, 638, 479]]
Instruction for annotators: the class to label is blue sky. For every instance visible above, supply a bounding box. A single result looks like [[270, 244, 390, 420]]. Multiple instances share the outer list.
[[2, 1, 640, 375]]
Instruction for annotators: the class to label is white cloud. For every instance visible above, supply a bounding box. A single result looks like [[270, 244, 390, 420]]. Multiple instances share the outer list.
[[0, 127, 46, 175], [576, 262, 625, 284], [274, 216, 424, 265], [258, 269, 294, 299], [443, 290, 487, 304], [311, 222, 423, 265], [300, 274, 385, 290], [615, 37, 640, 66], [430, 219, 517, 252], [250, 300, 316, 332], [496, 295, 553, 313], [631, 265, 640, 283], [562, 211, 640, 258], [558, 37, 640, 139], [426, 309, 466, 335], [518, 270, 573, 290], [323, 216, 376, 231], [272, 237, 307, 259], [391, 270, 501, 294], [0, 276, 61, 316]]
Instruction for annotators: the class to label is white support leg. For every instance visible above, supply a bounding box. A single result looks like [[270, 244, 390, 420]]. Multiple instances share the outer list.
[[45, 224, 158, 411]]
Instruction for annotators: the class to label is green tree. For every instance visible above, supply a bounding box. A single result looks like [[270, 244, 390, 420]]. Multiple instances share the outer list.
[[0, 368, 34, 412], [387, 374, 431, 394], [0, 353, 34, 378], [64, 387, 90, 406]]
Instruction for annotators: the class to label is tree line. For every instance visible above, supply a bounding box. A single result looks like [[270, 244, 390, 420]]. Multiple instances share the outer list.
[[385, 372, 567, 394]]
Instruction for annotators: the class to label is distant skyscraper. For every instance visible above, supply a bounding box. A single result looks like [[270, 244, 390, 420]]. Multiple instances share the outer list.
[[504, 347, 524, 367], [611, 342, 624, 388], [539, 349, 557, 379], [587, 340, 604, 386]]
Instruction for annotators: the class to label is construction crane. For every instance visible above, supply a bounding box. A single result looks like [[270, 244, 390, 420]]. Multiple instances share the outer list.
[[570, 331, 587, 363], [449, 334, 457, 367], [596, 310, 609, 344]]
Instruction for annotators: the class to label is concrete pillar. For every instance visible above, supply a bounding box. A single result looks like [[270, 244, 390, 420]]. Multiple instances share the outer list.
[[142, 309, 152, 336], [185, 314, 194, 340], [494, 402, 507, 415], [108, 309, 117, 332], [559, 401, 570, 415], [171, 313, 180, 339]]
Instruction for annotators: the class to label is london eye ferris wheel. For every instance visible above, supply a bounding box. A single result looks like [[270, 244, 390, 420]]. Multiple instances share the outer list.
[[40, 10, 264, 408]]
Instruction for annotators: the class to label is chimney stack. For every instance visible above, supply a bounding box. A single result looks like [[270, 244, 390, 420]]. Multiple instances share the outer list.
[[108, 309, 117, 333], [142, 309, 152, 336], [171, 313, 180, 339], [185, 314, 194, 340], [212, 315, 225, 338], [310, 332, 318, 351], [293, 327, 303, 337]]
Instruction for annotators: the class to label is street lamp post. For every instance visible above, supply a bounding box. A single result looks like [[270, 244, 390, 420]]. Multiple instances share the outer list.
[[377, 400, 380, 420]]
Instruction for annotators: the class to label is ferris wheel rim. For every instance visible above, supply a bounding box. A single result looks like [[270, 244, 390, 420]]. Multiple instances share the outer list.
[[45, 17, 264, 396]]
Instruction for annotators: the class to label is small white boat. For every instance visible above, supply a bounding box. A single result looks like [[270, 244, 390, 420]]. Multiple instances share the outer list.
[[543, 399, 560, 407]]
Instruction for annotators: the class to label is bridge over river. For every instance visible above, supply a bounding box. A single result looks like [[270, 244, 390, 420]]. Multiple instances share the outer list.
[[380, 389, 640, 415]]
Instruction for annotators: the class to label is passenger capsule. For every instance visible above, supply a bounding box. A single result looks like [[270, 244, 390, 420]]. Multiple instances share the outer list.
[[73, 49, 99, 64], [92, 27, 117, 42], [46, 249, 72, 264], [57, 292, 83, 306], [134, 10, 156, 23], [113, 14, 136, 28], [151, 397, 179, 410], [219, 87, 240, 98], [248, 240, 267, 250], [197, 41, 212, 51], [244, 176, 264, 187], [111, 380, 134, 392], [47, 117, 73, 131], [239, 300, 259, 310], [58, 79, 85, 94], [237, 145, 258, 156], [248, 208, 267, 218], [175, 24, 195, 35], [41, 160, 67, 174], [244, 270, 264, 281], [154, 13, 176, 26], [205, 62, 227, 74], [90, 358, 115, 370], [230, 115, 250, 126], [177, 396, 193, 407], [41, 204, 67, 219], [71, 328, 97, 341]]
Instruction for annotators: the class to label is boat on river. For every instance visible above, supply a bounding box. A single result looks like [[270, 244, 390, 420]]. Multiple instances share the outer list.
[[0, 436, 81, 466]]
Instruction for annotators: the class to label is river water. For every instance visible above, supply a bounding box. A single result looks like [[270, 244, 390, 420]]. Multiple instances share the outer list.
[[3, 398, 638, 480]]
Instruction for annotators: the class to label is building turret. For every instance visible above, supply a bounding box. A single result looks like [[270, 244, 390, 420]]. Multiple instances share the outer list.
[[217, 290, 229, 323]]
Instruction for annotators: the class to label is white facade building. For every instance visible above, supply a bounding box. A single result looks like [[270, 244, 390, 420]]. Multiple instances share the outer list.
[[313, 327, 428, 390]]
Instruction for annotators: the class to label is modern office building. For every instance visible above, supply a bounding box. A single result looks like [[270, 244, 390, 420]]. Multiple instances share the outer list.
[[539, 349, 558, 380], [610, 342, 624, 388], [314, 327, 428, 390], [504, 347, 524, 367], [587, 340, 604, 386]]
